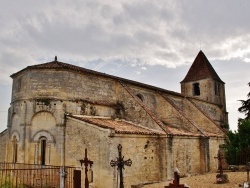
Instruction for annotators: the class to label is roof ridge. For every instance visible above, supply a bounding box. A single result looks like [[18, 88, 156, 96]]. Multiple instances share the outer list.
[[118, 81, 172, 135], [186, 97, 226, 134], [158, 92, 206, 136], [68, 115, 164, 135]]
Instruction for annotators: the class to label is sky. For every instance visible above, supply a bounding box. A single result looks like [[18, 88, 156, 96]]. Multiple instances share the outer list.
[[0, 0, 249, 132]]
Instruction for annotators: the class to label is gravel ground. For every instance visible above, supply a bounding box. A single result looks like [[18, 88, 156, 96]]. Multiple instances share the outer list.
[[142, 172, 249, 188]]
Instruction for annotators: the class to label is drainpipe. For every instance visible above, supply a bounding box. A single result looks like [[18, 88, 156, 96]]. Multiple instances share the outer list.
[[60, 113, 67, 188], [61, 113, 66, 166]]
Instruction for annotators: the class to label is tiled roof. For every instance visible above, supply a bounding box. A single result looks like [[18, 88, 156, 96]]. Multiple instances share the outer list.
[[69, 115, 224, 137], [10, 57, 182, 97], [68, 115, 166, 135], [181, 50, 224, 83]]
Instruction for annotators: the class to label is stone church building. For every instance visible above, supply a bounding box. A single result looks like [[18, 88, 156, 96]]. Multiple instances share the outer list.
[[0, 51, 228, 187]]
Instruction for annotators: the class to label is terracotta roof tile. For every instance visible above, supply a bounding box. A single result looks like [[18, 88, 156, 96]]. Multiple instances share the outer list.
[[69, 115, 166, 135], [181, 50, 223, 83]]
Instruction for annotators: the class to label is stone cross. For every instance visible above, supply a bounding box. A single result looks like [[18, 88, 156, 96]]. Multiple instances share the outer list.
[[214, 149, 229, 184], [214, 150, 224, 174], [80, 148, 93, 188], [110, 144, 132, 188]]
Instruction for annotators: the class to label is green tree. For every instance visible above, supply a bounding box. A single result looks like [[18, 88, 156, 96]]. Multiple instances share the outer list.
[[225, 82, 250, 165], [225, 119, 250, 165], [238, 82, 250, 119]]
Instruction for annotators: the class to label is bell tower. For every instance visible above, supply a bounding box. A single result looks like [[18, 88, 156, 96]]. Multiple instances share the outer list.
[[180, 50, 228, 126]]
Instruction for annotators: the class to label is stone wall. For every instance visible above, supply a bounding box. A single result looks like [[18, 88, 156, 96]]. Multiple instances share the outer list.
[[181, 79, 225, 106], [209, 138, 225, 172], [6, 106, 62, 165], [12, 70, 117, 103], [171, 137, 201, 176], [65, 117, 165, 188]]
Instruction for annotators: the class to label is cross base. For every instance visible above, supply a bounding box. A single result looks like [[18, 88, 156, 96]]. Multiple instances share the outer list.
[[165, 172, 189, 188], [216, 173, 229, 184]]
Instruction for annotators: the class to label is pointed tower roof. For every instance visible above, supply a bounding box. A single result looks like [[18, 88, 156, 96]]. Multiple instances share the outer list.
[[181, 50, 224, 83]]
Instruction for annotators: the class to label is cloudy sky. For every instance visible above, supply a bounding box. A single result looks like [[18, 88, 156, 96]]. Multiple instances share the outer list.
[[0, 0, 249, 132]]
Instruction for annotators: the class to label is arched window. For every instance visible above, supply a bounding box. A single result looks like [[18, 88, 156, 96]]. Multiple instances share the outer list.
[[12, 136, 18, 163], [136, 93, 144, 102], [40, 137, 47, 165]]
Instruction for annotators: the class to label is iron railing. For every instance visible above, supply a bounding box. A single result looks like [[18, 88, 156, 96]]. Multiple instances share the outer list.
[[0, 162, 76, 188]]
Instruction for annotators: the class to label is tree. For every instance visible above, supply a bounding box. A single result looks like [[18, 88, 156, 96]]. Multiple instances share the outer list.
[[225, 119, 250, 165], [225, 82, 250, 165], [238, 82, 250, 119]]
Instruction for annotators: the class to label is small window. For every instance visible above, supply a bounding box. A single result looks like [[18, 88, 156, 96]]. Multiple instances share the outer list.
[[193, 83, 200, 96], [136, 93, 144, 102], [214, 82, 220, 96]]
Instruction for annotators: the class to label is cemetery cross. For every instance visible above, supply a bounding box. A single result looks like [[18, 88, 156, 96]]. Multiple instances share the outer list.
[[110, 144, 132, 188], [80, 148, 93, 188], [214, 149, 229, 184]]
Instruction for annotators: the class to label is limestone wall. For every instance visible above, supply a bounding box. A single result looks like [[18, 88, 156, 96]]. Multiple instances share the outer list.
[[65, 117, 165, 188], [12, 70, 117, 102], [182, 99, 224, 135], [170, 137, 202, 176], [181, 79, 225, 105], [191, 98, 228, 127], [209, 138, 225, 172], [157, 94, 200, 133]]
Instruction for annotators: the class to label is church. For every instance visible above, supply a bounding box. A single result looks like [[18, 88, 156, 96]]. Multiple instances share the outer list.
[[0, 51, 228, 187]]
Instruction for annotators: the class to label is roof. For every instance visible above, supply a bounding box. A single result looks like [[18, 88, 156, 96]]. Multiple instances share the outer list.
[[10, 57, 182, 97], [68, 115, 166, 135], [181, 50, 224, 83], [68, 115, 225, 137]]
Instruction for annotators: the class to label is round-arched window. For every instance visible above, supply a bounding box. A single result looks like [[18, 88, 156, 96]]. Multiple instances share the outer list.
[[136, 93, 144, 102]]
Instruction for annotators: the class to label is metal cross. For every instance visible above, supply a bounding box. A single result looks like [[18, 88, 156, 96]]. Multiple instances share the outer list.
[[110, 144, 132, 188], [80, 148, 93, 188]]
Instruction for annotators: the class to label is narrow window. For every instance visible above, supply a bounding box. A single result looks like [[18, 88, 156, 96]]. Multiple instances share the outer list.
[[13, 136, 18, 163], [214, 82, 220, 96], [193, 83, 200, 96], [40, 137, 47, 165]]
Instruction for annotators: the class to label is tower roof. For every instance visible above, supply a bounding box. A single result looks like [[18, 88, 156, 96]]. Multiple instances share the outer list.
[[181, 50, 224, 83]]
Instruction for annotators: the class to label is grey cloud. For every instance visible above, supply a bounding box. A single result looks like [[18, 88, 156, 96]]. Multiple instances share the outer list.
[[0, 1, 250, 75]]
